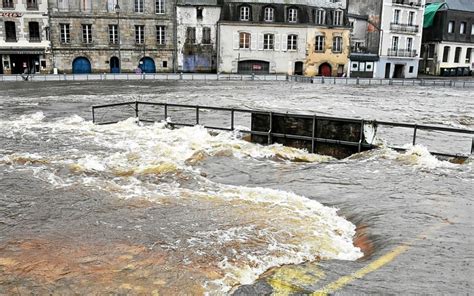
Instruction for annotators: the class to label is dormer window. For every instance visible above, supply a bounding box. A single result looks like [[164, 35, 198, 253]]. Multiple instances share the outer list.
[[288, 8, 297, 23], [264, 7, 274, 22], [240, 6, 250, 21], [333, 10, 343, 26], [315, 9, 326, 25]]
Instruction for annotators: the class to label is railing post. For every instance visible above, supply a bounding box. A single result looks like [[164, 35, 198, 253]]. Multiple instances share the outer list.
[[268, 112, 273, 145], [135, 101, 139, 121], [413, 125, 417, 146], [196, 106, 199, 125], [231, 109, 235, 131], [311, 115, 316, 153], [164, 104, 168, 121], [358, 120, 364, 153], [91, 107, 95, 124], [471, 138, 473, 154]]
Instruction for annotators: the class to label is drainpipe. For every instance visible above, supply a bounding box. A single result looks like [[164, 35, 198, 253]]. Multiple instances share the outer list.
[[173, 0, 178, 73], [216, 21, 221, 73]]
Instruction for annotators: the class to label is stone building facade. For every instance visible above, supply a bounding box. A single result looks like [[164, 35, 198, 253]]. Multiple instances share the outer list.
[[1, 0, 51, 74], [48, 0, 175, 74]]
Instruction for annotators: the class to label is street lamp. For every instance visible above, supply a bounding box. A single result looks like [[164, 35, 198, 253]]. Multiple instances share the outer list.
[[115, 2, 121, 73]]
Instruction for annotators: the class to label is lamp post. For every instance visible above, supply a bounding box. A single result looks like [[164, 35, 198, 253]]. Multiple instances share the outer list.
[[115, 3, 121, 73]]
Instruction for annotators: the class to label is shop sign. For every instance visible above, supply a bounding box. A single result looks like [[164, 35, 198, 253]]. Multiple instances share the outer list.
[[252, 64, 262, 70]]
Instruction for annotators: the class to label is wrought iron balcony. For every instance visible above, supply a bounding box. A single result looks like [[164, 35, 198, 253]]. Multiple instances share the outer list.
[[387, 49, 417, 57], [390, 22, 419, 33], [392, 0, 422, 7]]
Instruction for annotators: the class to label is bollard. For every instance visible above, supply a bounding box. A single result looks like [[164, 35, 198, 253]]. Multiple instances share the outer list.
[[179, 72, 183, 80]]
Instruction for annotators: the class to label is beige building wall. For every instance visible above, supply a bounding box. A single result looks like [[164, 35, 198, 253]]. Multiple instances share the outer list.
[[304, 27, 350, 77]]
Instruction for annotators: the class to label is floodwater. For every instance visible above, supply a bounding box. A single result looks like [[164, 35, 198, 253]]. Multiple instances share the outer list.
[[0, 80, 473, 295]]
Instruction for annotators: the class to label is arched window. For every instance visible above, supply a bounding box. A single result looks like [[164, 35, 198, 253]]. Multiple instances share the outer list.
[[240, 6, 250, 21], [288, 8, 298, 23], [264, 7, 274, 22], [239, 32, 251, 49]]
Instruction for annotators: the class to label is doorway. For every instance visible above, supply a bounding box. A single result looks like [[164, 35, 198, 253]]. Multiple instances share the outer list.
[[319, 63, 332, 76], [139, 57, 156, 73], [294, 61, 303, 75], [393, 64, 405, 78], [10, 54, 39, 74], [384, 63, 392, 78], [110, 56, 120, 73], [72, 57, 92, 74]]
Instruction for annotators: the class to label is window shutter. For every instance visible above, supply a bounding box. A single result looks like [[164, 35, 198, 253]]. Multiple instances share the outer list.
[[258, 33, 264, 50], [281, 34, 287, 51], [233, 32, 239, 49], [275, 34, 281, 51], [250, 33, 257, 50]]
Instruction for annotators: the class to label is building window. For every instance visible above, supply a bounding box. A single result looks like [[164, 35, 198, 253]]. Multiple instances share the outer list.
[[264, 7, 274, 22], [162, 61, 168, 68], [287, 34, 297, 50], [202, 27, 211, 44], [315, 9, 325, 25], [45, 26, 50, 41], [454, 47, 461, 63], [240, 6, 250, 21], [466, 48, 472, 63], [460, 22, 466, 34], [186, 27, 195, 44], [332, 36, 342, 53], [408, 11, 415, 26], [448, 21, 454, 33], [409, 66, 414, 73], [26, 0, 38, 9], [58, 0, 69, 10], [2, 0, 14, 8], [135, 0, 144, 13], [109, 24, 118, 44], [406, 37, 413, 51], [82, 24, 92, 44], [442, 46, 450, 62], [472, 24, 474, 35], [239, 32, 250, 49], [393, 9, 400, 24], [196, 7, 203, 19], [156, 26, 166, 45], [391, 36, 399, 51], [81, 0, 91, 11], [29, 22, 40, 42], [5, 21, 16, 42], [156, 0, 165, 14], [288, 8, 297, 23], [333, 10, 343, 26], [315, 35, 325, 52], [60, 23, 70, 43], [263, 33, 274, 50], [135, 25, 145, 44]]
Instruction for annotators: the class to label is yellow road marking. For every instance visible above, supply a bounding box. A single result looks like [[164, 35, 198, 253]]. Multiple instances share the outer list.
[[312, 221, 450, 295]]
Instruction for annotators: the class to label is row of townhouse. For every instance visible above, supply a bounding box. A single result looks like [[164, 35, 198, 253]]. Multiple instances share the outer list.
[[0, 0, 472, 78]]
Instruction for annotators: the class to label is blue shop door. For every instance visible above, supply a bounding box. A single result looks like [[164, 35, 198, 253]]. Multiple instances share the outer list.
[[139, 57, 156, 73], [72, 57, 92, 74]]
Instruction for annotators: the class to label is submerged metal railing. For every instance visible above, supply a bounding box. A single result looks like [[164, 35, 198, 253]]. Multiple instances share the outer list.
[[287, 75, 474, 88], [91, 101, 474, 159]]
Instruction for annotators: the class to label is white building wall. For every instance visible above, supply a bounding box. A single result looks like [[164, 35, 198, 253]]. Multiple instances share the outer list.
[[376, 0, 425, 78], [218, 24, 307, 74], [436, 42, 474, 70], [176, 5, 221, 71]]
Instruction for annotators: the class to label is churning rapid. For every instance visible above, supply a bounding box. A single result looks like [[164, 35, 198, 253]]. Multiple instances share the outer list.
[[0, 81, 473, 295]]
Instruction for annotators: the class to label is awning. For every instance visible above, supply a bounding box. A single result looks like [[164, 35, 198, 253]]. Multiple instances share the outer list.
[[0, 48, 45, 55], [423, 2, 446, 28]]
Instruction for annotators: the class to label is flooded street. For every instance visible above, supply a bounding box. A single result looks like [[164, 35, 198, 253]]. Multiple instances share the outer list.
[[0, 80, 473, 295]]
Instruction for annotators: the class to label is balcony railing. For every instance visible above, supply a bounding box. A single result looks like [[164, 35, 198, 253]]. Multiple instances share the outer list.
[[392, 0, 422, 7], [29, 36, 41, 42], [388, 49, 417, 57], [390, 22, 419, 33]]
